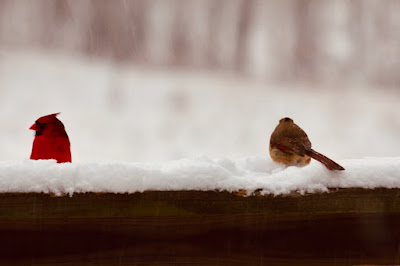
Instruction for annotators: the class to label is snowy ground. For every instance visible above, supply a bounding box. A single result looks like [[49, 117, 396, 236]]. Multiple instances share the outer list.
[[1, 50, 399, 163], [0, 157, 399, 195]]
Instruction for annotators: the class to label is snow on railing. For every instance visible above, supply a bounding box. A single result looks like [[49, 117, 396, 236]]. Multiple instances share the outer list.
[[0, 156, 399, 195]]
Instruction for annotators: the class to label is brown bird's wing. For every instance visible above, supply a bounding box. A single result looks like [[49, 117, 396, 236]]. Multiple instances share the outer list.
[[271, 136, 310, 156]]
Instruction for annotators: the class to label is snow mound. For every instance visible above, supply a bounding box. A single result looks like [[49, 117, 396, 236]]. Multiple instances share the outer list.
[[0, 157, 399, 195]]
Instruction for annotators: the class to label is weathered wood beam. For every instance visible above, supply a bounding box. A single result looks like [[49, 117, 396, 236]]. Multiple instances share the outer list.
[[0, 188, 398, 265]]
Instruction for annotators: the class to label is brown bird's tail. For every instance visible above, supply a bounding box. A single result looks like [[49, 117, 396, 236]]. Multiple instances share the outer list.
[[306, 149, 345, 171]]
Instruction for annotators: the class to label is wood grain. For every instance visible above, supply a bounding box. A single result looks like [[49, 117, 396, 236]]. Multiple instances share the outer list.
[[0, 188, 399, 265]]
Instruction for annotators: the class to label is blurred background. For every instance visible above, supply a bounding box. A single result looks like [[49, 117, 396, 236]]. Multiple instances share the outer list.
[[0, 0, 399, 162]]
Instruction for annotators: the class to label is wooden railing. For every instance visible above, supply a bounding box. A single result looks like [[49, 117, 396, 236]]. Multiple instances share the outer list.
[[0, 188, 399, 265]]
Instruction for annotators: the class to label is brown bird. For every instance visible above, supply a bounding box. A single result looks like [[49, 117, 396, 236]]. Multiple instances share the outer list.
[[269, 117, 344, 170]]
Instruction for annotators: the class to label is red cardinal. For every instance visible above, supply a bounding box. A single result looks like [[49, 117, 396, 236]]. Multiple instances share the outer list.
[[270, 117, 344, 170], [29, 113, 71, 163]]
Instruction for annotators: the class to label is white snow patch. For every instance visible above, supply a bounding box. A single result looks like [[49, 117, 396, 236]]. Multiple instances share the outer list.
[[0, 157, 399, 196]]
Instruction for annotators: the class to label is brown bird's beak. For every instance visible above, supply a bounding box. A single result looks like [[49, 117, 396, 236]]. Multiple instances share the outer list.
[[29, 124, 39, 131]]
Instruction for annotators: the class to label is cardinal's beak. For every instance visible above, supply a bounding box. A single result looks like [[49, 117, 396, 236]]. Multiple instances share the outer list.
[[29, 124, 39, 131]]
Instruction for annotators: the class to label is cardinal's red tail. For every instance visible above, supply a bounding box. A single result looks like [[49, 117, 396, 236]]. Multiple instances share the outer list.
[[306, 149, 345, 171]]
